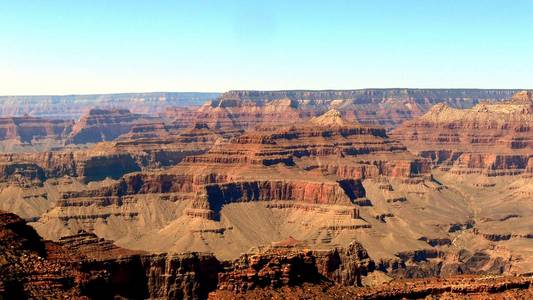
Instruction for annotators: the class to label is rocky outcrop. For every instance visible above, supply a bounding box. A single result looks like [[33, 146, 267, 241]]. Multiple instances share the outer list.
[[0, 150, 141, 184], [68, 108, 155, 144], [217, 250, 321, 292], [30, 110, 435, 257], [3, 210, 532, 299], [110, 120, 241, 169], [0, 211, 81, 299], [0, 210, 222, 299], [0, 115, 73, 152], [315, 241, 375, 286], [184, 109, 430, 179], [0, 115, 73, 143], [392, 91, 533, 176], [199, 89, 518, 129]]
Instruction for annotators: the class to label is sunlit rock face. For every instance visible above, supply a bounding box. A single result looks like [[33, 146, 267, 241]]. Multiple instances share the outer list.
[[196, 89, 518, 129], [392, 90, 533, 176]]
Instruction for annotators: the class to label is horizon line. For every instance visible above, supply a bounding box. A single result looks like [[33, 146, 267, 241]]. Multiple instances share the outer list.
[[0, 87, 529, 97]]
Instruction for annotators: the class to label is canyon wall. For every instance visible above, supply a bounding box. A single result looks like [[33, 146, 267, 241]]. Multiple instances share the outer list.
[[198, 89, 519, 129], [392, 91, 533, 176], [2, 211, 531, 299]]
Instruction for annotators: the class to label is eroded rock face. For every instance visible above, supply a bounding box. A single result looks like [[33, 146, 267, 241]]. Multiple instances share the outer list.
[[392, 90, 533, 176], [0, 150, 140, 184], [0, 115, 73, 143], [29, 110, 436, 260], [389, 91, 533, 276], [0, 210, 81, 299], [2, 90, 532, 298], [68, 108, 156, 144], [0, 210, 221, 299], [3, 211, 532, 300], [0, 115, 73, 152], [196, 89, 518, 129], [110, 120, 242, 169], [0, 119, 237, 184]]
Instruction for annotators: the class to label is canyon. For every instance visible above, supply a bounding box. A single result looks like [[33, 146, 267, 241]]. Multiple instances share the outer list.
[[1, 210, 531, 299], [0, 89, 517, 151], [190, 89, 519, 130], [0, 89, 531, 299]]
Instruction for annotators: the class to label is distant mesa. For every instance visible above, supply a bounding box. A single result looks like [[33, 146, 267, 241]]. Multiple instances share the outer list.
[[68, 108, 152, 144], [392, 90, 533, 176]]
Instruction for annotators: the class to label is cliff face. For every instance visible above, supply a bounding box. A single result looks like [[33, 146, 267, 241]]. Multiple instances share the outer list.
[[0, 118, 237, 184], [0, 116, 73, 143], [29, 110, 439, 260], [67, 108, 156, 144], [0, 210, 221, 299], [1, 90, 532, 296], [0, 150, 142, 184], [184, 109, 429, 178], [0, 115, 73, 152], [2, 207, 532, 299], [392, 90, 533, 176], [389, 92, 533, 277], [196, 89, 518, 129]]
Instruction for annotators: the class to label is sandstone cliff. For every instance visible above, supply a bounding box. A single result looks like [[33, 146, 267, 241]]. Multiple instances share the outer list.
[[0, 115, 73, 152], [68, 108, 157, 144], [31, 110, 440, 261], [198, 89, 518, 129], [392, 90, 533, 176], [6, 211, 530, 300]]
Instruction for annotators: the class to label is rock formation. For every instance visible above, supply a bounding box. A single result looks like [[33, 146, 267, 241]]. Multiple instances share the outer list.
[[31, 110, 443, 262], [0, 115, 73, 152], [4, 211, 530, 299], [1, 89, 533, 299], [392, 90, 533, 176], [0, 210, 220, 299], [391, 90, 533, 275], [67, 108, 157, 144], [194, 89, 518, 129]]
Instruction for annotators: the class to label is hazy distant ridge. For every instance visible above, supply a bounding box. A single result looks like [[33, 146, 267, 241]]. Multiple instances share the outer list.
[[0, 92, 221, 119]]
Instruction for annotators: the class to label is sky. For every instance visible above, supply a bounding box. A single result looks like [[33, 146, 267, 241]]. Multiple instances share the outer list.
[[0, 0, 532, 95]]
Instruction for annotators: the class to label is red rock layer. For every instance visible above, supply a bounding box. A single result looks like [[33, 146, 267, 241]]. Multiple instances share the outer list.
[[0, 115, 73, 143], [190, 89, 518, 129], [0, 210, 220, 299], [392, 91, 533, 175], [3, 210, 531, 299], [52, 110, 430, 222], [68, 108, 154, 144], [210, 276, 533, 300], [0, 119, 239, 184]]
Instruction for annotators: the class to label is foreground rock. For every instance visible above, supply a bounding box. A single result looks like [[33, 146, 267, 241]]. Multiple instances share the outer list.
[[3, 210, 531, 299], [0, 210, 220, 299], [0, 115, 73, 152], [67, 108, 157, 144]]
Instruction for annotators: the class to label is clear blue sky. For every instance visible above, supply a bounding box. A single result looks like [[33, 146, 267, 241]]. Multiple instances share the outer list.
[[1, 0, 532, 94]]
